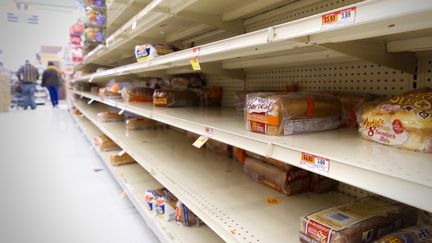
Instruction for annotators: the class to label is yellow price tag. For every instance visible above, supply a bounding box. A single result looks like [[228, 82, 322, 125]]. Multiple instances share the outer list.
[[190, 58, 201, 71]]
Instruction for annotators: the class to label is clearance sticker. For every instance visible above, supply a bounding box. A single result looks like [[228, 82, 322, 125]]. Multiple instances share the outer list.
[[299, 152, 330, 174], [322, 7, 356, 29]]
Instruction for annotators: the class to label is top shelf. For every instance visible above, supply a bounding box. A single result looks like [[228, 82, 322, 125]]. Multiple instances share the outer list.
[[71, 90, 432, 213], [74, 0, 432, 81]]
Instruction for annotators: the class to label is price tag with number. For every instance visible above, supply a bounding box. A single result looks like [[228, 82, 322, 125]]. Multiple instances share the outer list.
[[299, 152, 330, 174], [321, 7, 356, 29], [192, 135, 209, 148], [190, 47, 201, 71]]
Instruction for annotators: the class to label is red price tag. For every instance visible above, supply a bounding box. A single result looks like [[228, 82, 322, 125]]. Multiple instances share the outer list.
[[299, 152, 330, 174], [322, 7, 356, 29]]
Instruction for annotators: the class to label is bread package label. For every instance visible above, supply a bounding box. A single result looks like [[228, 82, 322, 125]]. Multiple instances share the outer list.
[[135, 44, 157, 62], [376, 225, 432, 243], [153, 97, 167, 105], [246, 96, 280, 134], [358, 89, 432, 152]]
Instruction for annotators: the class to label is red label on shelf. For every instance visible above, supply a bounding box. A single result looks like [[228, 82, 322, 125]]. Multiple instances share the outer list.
[[299, 152, 330, 174], [322, 7, 356, 29]]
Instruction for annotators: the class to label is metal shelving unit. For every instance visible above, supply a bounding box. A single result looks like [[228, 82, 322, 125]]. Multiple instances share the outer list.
[[71, 112, 223, 243], [73, 99, 354, 243]]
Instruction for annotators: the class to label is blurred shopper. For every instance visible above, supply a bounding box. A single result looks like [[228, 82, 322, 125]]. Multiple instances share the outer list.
[[16, 60, 39, 110], [41, 61, 61, 108]]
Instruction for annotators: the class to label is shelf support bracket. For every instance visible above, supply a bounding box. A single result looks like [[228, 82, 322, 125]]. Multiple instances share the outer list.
[[176, 11, 245, 35], [320, 39, 417, 74], [266, 142, 274, 158]]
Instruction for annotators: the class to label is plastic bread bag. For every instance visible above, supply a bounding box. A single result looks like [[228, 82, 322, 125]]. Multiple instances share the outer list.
[[244, 157, 288, 193], [244, 151, 295, 171], [154, 189, 178, 222], [205, 139, 232, 158], [232, 147, 246, 164], [376, 225, 432, 243], [357, 88, 432, 153], [299, 197, 418, 243], [326, 91, 377, 127], [94, 135, 120, 151], [175, 201, 203, 227], [135, 43, 178, 62], [144, 189, 164, 212], [153, 88, 200, 107], [97, 111, 124, 122], [109, 153, 135, 166], [245, 92, 342, 136], [121, 86, 154, 102], [310, 174, 339, 194], [125, 117, 157, 131], [170, 73, 206, 89], [98, 87, 121, 99], [196, 86, 223, 107], [85, 8, 105, 26]]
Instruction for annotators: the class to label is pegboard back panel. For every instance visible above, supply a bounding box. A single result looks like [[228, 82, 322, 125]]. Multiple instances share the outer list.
[[246, 60, 415, 97], [245, 0, 362, 32], [206, 75, 244, 108], [418, 52, 432, 88]]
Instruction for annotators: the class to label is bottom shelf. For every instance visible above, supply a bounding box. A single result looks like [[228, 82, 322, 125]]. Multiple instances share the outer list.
[[71, 113, 223, 243]]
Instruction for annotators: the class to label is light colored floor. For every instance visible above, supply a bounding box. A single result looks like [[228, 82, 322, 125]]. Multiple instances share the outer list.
[[0, 104, 159, 243]]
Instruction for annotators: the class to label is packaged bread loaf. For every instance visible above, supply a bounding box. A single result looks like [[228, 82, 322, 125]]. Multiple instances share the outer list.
[[71, 107, 81, 115], [197, 86, 223, 107], [245, 151, 294, 171], [310, 174, 339, 194], [205, 139, 232, 158], [121, 86, 154, 102], [357, 89, 432, 153], [232, 147, 246, 164], [175, 201, 203, 227], [125, 117, 156, 131], [97, 111, 124, 122], [170, 73, 206, 89], [109, 153, 135, 166], [153, 89, 200, 107], [94, 135, 120, 151], [376, 225, 432, 243], [145, 189, 164, 211], [245, 93, 342, 135], [135, 43, 178, 62], [99, 87, 121, 99], [327, 91, 376, 127], [299, 197, 417, 243], [90, 86, 99, 95], [155, 190, 178, 221]]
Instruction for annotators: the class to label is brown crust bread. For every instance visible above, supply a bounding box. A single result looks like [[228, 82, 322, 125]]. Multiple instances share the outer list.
[[94, 135, 120, 151], [109, 153, 135, 166], [97, 112, 124, 122]]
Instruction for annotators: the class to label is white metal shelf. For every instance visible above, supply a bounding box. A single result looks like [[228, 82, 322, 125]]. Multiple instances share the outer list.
[[73, 98, 354, 243], [74, 0, 432, 82], [72, 90, 432, 212], [71, 112, 223, 243]]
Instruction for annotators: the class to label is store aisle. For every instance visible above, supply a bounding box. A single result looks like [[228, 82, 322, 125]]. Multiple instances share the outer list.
[[0, 107, 159, 243]]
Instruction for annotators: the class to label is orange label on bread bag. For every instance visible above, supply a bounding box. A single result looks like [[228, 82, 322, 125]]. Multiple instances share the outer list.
[[153, 97, 167, 105], [247, 113, 279, 125], [305, 96, 315, 117], [306, 219, 332, 243]]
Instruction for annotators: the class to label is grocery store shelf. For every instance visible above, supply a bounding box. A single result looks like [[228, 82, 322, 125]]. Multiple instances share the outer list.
[[71, 112, 223, 243], [107, 0, 149, 35], [73, 98, 354, 243], [72, 90, 432, 212], [75, 0, 432, 81]]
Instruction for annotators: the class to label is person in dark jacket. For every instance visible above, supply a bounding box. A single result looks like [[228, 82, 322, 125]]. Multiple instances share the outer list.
[[16, 60, 39, 110], [42, 61, 61, 108]]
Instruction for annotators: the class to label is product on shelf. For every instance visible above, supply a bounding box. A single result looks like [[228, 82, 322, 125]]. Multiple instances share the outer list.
[[327, 91, 376, 127], [245, 93, 342, 135], [98, 88, 121, 99], [121, 86, 154, 102], [310, 174, 339, 194], [90, 86, 99, 95], [97, 111, 124, 122], [299, 197, 418, 243], [376, 225, 432, 243], [73, 82, 97, 91], [205, 139, 233, 158], [232, 147, 246, 164], [71, 107, 82, 115], [155, 189, 178, 222], [85, 0, 105, 8], [170, 73, 206, 89], [109, 153, 135, 166], [358, 88, 432, 153], [245, 151, 294, 171], [175, 201, 204, 227], [153, 89, 200, 107], [195, 86, 223, 107], [125, 117, 157, 131], [135, 43, 179, 62], [94, 135, 120, 151], [144, 189, 163, 211], [85, 8, 105, 26]]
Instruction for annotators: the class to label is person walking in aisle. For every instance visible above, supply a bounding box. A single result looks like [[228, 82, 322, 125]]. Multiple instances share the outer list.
[[16, 60, 39, 110], [41, 61, 61, 108]]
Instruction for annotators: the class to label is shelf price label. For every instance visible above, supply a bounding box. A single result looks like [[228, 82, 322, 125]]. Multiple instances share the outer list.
[[192, 135, 209, 148], [190, 47, 201, 71], [299, 152, 330, 174], [321, 7, 356, 29]]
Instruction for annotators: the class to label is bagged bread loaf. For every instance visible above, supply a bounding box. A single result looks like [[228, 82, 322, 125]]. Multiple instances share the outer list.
[[245, 151, 294, 171], [205, 139, 232, 158], [121, 87, 154, 102], [99, 87, 121, 99], [97, 112, 124, 122], [90, 86, 99, 95], [94, 135, 120, 151], [357, 89, 432, 153], [175, 201, 203, 227], [245, 93, 342, 135], [155, 190, 178, 221], [153, 89, 200, 107], [196, 86, 223, 107], [126, 117, 157, 131], [170, 73, 206, 89], [145, 189, 164, 211], [232, 147, 246, 164], [310, 174, 339, 194], [376, 225, 432, 243], [109, 153, 135, 166], [71, 107, 81, 115], [299, 197, 417, 243], [135, 43, 178, 62]]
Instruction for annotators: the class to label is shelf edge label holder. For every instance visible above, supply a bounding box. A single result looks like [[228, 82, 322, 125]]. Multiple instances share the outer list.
[[299, 152, 330, 175]]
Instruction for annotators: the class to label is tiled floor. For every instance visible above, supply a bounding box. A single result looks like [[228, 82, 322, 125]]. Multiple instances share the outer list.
[[0, 104, 159, 243]]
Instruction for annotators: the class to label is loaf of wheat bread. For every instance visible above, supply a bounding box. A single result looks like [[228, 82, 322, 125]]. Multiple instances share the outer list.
[[246, 93, 342, 135], [94, 135, 120, 151], [376, 225, 432, 243], [175, 201, 203, 227], [109, 153, 135, 166], [153, 89, 200, 107], [299, 197, 417, 243], [125, 117, 156, 131], [121, 87, 154, 102], [97, 111, 124, 122], [358, 88, 432, 153]]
